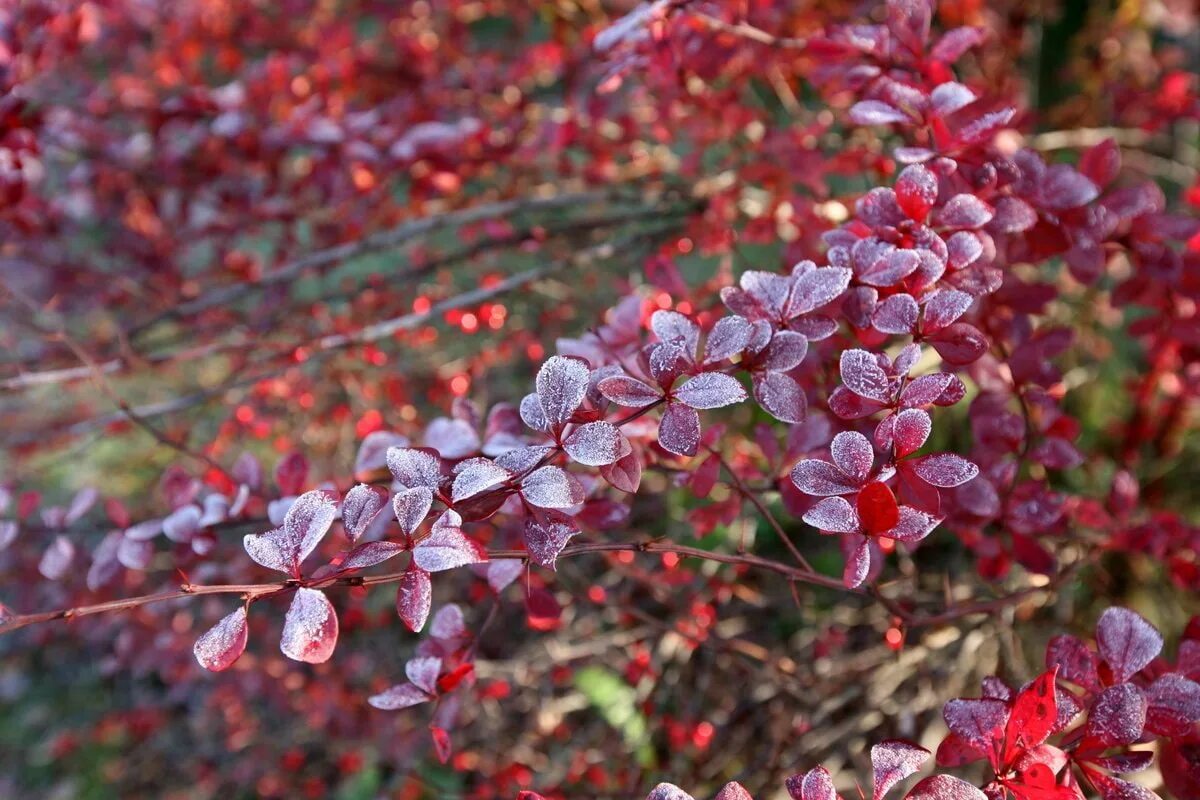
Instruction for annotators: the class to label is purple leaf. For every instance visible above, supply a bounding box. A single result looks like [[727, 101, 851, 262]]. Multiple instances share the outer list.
[[413, 510, 486, 572], [393, 486, 434, 537], [887, 506, 940, 542], [752, 370, 807, 424], [789, 766, 840, 800], [871, 740, 930, 800], [536, 355, 590, 430], [943, 697, 1008, 754], [905, 775, 987, 800], [522, 466, 585, 509], [945, 232, 983, 270], [990, 197, 1039, 233], [703, 316, 753, 363], [674, 372, 747, 410], [563, 421, 631, 466], [117, 534, 153, 570], [430, 603, 466, 640], [340, 540, 406, 571], [520, 392, 550, 432], [1145, 674, 1200, 737], [841, 350, 892, 403], [0, 520, 17, 551], [1086, 683, 1148, 746], [900, 374, 956, 408], [341, 484, 387, 543], [1096, 607, 1163, 683], [761, 332, 809, 373], [279, 587, 338, 664], [524, 512, 580, 569], [928, 323, 988, 365], [274, 452, 309, 496], [65, 487, 98, 525], [861, 249, 921, 287], [789, 266, 852, 315], [396, 562, 432, 632], [1041, 164, 1099, 210], [873, 294, 919, 334], [598, 375, 662, 407], [658, 402, 701, 457], [1046, 634, 1100, 690], [194, 607, 249, 672], [646, 785, 696, 800], [922, 290, 973, 332], [600, 448, 643, 493]]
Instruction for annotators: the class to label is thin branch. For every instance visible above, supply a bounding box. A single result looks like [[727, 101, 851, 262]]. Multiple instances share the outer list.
[[690, 12, 808, 50]]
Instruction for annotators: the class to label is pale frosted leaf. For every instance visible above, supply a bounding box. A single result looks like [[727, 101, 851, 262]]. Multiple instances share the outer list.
[[703, 316, 752, 363], [355, 430, 409, 474], [368, 682, 431, 710], [424, 417, 481, 460], [871, 740, 930, 800], [451, 459, 511, 502], [791, 460, 860, 496], [163, 505, 201, 542], [405, 656, 443, 694], [650, 309, 700, 352], [39, 535, 74, 580], [413, 511, 486, 572], [487, 559, 524, 593], [194, 607, 248, 672], [430, 603, 466, 640], [393, 486, 434, 536], [279, 587, 338, 664], [521, 466, 585, 509], [646, 784, 696, 800], [386, 447, 442, 490], [913, 454, 979, 488], [283, 490, 337, 564], [753, 370, 807, 423], [840, 349, 891, 402], [675, 372, 747, 410], [803, 497, 860, 533], [905, 775, 987, 800], [831, 431, 875, 483], [524, 514, 580, 569], [658, 402, 701, 457], [598, 375, 661, 407], [340, 541, 406, 571], [535, 355, 590, 430], [341, 484, 387, 543], [563, 421, 631, 466], [1096, 608, 1163, 683]]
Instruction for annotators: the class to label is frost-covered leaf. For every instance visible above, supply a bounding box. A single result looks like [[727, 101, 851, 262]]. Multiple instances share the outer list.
[[598, 375, 662, 407], [1096, 608, 1162, 683], [905, 775, 987, 800], [873, 294, 919, 334], [451, 458, 511, 502], [658, 402, 701, 457], [487, 559, 524, 593], [871, 740, 930, 800], [674, 372, 747, 410], [424, 417, 481, 460], [563, 421, 631, 466], [943, 698, 1008, 754], [386, 447, 442, 490], [194, 607, 248, 672], [279, 587, 338, 664], [396, 562, 432, 632], [522, 466, 585, 508], [393, 486, 434, 536], [787, 766, 840, 800], [704, 316, 752, 363], [841, 350, 891, 402], [891, 409, 932, 457], [368, 682, 431, 710], [163, 504, 202, 542], [536, 355, 590, 430], [1086, 683, 1148, 746], [936, 195, 994, 229], [895, 164, 938, 220], [714, 782, 753, 800], [524, 512, 580, 569], [413, 510, 486, 572], [792, 460, 860, 496], [650, 309, 700, 352], [430, 603, 466, 640], [803, 496, 859, 534], [341, 484, 387, 543], [912, 454, 979, 488], [831, 431, 875, 483], [850, 100, 909, 125], [340, 540, 406, 571], [752, 371, 806, 424], [646, 784, 696, 800]]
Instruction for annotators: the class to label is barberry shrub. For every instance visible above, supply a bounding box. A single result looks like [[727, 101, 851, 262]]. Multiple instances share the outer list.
[[1, 0, 1198, 797]]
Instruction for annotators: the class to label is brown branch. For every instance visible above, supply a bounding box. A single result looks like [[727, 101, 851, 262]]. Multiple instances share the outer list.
[[689, 12, 808, 50]]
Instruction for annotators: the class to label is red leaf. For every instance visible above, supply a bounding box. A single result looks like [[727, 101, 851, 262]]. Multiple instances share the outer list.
[[858, 482, 900, 536], [1003, 667, 1059, 762]]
